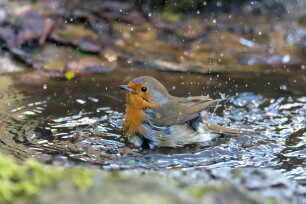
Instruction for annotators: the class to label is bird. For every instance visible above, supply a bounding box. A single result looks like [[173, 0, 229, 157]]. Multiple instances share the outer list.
[[119, 76, 240, 148]]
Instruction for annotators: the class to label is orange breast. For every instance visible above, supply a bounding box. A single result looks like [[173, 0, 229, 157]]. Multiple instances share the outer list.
[[123, 92, 160, 137]]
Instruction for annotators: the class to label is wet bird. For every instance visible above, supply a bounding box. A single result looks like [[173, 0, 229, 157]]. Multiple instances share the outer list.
[[119, 76, 240, 148]]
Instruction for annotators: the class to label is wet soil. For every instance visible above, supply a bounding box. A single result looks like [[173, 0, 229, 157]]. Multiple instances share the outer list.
[[0, 0, 305, 76]]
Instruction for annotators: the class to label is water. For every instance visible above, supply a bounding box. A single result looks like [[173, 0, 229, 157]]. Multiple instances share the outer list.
[[0, 69, 305, 181]]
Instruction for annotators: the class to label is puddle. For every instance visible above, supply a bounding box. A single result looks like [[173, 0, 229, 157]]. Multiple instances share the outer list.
[[0, 69, 305, 181]]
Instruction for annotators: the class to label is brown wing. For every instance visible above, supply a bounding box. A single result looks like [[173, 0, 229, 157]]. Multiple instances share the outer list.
[[150, 96, 222, 126]]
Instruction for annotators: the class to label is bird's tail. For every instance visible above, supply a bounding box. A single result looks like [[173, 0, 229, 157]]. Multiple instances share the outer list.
[[203, 121, 256, 135]]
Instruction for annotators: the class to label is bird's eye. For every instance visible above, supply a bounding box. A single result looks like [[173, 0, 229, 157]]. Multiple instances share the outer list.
[[141, 87, 147, 92]]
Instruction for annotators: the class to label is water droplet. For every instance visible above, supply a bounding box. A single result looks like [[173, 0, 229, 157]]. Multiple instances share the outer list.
[[282, 55, 291, 63], [88, 97, 99, 102], [76, 99, 86, 104], [239, 38, 257, 48], [280, 85, 287, 91]]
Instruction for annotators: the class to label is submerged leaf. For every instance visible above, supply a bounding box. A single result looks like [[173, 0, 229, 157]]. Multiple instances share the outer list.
[[102, 93, 120, 101], [74, 48, 94, 56]]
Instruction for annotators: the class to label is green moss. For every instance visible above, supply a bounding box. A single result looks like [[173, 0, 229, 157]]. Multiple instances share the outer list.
[[70, 169, 94, 192], [161, 9, 181, 22], [105, 169, 123, 182], [0, 154, 94, 203], [167, 179, 181, 189], [188, 185, 225, 197], [267, 197, 290, 204]]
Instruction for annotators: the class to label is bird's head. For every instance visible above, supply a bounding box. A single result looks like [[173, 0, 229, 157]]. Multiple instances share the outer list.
[[119, 76, 170, 104]]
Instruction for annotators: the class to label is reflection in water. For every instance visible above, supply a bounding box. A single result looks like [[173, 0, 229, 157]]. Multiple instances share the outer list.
[[0, 71, 305, 181]]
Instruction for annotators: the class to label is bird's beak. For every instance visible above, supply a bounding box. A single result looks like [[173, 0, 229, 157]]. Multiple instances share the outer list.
[[119, 85, 135, 92]]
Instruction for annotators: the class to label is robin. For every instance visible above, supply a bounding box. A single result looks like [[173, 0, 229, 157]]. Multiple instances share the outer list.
[[119, 76, 240, 148]]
